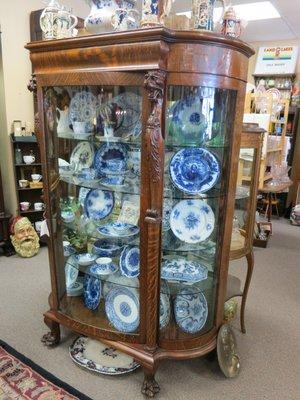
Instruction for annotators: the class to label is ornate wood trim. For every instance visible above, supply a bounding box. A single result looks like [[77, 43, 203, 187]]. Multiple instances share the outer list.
[[143, 70, 167, 351]]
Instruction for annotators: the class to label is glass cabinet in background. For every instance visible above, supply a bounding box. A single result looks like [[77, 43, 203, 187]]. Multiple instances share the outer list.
[[26, 29, 253, 396]]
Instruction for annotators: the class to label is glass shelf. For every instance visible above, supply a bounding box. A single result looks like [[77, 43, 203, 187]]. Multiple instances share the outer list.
[[58, 132, 142, 146]]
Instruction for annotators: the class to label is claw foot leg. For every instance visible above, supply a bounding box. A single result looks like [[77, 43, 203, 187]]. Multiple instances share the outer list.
[[41, 318, 60, 347], [142, 373, 160, 398]]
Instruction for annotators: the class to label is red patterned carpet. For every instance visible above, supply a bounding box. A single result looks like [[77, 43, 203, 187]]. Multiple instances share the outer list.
[[0, 340, 92, 400]]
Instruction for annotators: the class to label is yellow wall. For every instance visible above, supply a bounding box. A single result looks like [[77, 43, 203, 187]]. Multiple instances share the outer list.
[[247, 39, 300, 83], [0, 1, 89, 214]]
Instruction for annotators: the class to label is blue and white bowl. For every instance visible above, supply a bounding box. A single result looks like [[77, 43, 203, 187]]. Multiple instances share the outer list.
[[92, 240, 123, 257], [90, 258, 118, 276], [63, 240, 76, 257]]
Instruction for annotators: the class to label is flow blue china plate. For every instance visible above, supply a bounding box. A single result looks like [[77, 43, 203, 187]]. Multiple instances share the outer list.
[[78, 187, 90, 207], [93, 240, 123, 257], [170, 200, 215, 244], [94, 143, 127, 175], [105, 287, 140, 333], [170, 148, 220, 194], [70, 142, 94, 172], [90, 259, 118, 277], [75, 253, 97, 266], [162, 199, 173, 231], [168, 96, 207, 145], [161, 259, 208, 283], [174, 288, 208, 334], [119, 245, 140, 278], [97, 222, 139, 238], [83, 274, 101, 310], [160, 292, 170, 329], [84, 189, 114, 220], [69, 91, 98, 132], [65, 255, 79, 289]]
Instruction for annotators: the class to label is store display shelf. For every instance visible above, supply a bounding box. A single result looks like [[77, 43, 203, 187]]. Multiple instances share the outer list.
[[58, 132, 141, 146], [17, 187, 42, 191], [266, 148, 282, 153], [20, 209, 43, 214], [15, 163, 42, 167]]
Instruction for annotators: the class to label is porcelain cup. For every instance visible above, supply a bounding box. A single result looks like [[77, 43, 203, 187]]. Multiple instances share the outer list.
[[23, 155, 35, 164], [31, 174, 42, 182], [19, 179, 29, 188], [35, 221, 43, 232], [34, 202, 45, 211], [20, 202, 30, 211], [73, 121, 87, 134], [96, 257, 113, 267]]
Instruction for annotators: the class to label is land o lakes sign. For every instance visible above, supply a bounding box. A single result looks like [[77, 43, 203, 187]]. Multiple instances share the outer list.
[[254, 46, 298, 75]]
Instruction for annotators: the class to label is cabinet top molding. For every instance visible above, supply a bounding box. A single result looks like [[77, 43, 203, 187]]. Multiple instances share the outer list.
[[26, 27, 254, 58]]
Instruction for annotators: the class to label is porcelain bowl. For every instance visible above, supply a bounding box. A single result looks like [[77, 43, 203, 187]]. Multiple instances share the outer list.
[[92, 240, 123, 257]]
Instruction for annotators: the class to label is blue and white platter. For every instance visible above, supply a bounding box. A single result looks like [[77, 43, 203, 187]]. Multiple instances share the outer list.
[[94, 143, 127, 175], [83, 274, 101, 310], [105, 286, 140, 333], [119, 245, 140, 278], [168, 96, 207, 145], [174, 288, 208, 334], [90, 258, 118, 276], [69, 336, 140, 375], [170, 200, 215, 244], [69, 91, 98, 133], [170, 148, 220, 194], [70, 142, 94, 172], [84, 189, 114, 220], [65, 255, 79, 289], [97, 222, 139, 238], [161, 259, 208, 283]]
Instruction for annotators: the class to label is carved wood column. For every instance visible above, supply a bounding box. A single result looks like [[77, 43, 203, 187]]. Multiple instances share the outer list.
[[143, 70, 167, 351]]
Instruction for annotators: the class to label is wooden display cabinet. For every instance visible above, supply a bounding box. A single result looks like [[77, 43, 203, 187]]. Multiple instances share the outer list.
[[26, 29, 253, 395]]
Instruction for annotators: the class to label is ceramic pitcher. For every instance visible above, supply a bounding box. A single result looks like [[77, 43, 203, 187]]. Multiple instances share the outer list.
[[56, 7, 78, 39], [40, 0, 61, 40], [192, 0, 225, 31], [141, 0, 173, 26]]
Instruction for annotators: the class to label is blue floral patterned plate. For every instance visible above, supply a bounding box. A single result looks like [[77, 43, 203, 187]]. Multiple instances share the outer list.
[[105, 286, 139, 333], [70, 142, 94, 172], [119, 245, 140, 278], [65, 255, 79, 289], [83, 274, 101, 310], [170, 200, 215, 244], [161, 259, 208, 283], [174, 288, 208, 334], [170, 148, 220, 194], [84, 189, 114, 220], [94, 143, 127, 175], [160, 292, 170, 329]]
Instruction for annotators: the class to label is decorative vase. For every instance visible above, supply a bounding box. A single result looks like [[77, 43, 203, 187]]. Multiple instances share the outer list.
[[192, 0, 225, 31], [220, 6, 242, 38], [84, 0, 136, 34]]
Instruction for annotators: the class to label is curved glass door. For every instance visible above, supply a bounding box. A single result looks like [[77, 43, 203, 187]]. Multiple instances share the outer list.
[[160, 85, 237, 340], [43, 84, 143, 336]]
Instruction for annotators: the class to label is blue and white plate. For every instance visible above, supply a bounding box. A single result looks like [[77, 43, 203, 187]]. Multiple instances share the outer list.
[[170, 148, 220, 194], [168, 96, 207, 145], [94, 143, 127, 175], [160, 292, 170, 329], [119, 245, 140, 278], [84, 189, 114, 220], [69, 91, 98, 133], [174, 288, 208, 334], [83, 274, 101, 310], [92, 240, 123, 257], [161, 259, 208, 283], [90, 258, 118, 276], [70, 142, 94, 172], [162, 199, 173, 231], [105, 286, 140, 333], [170, 200, 215, 244], [65, 255, 79, 289], [78, 187, 90, 207], [97, 222, 139, 238], [75, 253, 97, 266]]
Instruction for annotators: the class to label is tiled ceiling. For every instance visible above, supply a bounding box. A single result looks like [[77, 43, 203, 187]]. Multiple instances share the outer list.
[[171, 0, 300, 42]]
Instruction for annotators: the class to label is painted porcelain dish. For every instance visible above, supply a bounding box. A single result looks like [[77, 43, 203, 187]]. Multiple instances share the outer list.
[[105, 286, 140, 333], [69, 336, 140, 375], [97, 222, 139, 238], [161, 259, 208, 283], [84, 189, 114, 220], [90, 258, 118, 276], [83, 274, 101, 310], [174, 288, 208, 334], [119, 245, 140, 278], [75, 253, 97, 266], [169, 148, 220, 194], [94, 143, 127, 175], [168, 96, 207, 145], [69, 91, 98, 132], [70, 142, 94, 172], [92, 240, 123, 257], [170, 200, 215, 244], [65, 255, 79, 289]]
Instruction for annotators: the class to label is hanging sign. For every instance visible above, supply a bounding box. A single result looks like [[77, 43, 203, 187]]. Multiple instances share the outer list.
[[254, 46, 298, 75]]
